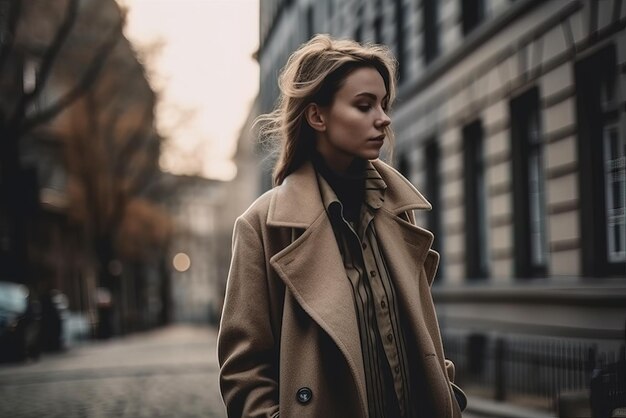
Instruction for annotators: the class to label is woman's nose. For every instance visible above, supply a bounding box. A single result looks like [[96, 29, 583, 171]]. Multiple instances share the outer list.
[[376, 111, 391, 128]]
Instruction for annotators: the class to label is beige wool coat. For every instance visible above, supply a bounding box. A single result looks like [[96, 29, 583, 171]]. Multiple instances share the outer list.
[[218, 159, 464, 418]]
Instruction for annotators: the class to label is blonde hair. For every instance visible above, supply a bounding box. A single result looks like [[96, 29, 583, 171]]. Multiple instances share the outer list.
[[257, 34, 398, 186]]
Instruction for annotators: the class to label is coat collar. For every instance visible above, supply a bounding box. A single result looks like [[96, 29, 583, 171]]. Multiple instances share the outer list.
[[267, 159, 431, 228]]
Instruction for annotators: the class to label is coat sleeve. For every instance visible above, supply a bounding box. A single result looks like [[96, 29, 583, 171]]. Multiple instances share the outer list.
[[217, 216, 280, 418]]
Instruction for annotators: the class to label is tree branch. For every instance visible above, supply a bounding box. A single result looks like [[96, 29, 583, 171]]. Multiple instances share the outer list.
[[9, 0, 78, 128], [17, 13, 123, 135], [113, 104, 154, 177], [125, 143, 160, 197]]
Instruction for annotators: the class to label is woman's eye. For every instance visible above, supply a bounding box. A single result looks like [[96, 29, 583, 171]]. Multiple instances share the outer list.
[[357, 104, 371, 112]]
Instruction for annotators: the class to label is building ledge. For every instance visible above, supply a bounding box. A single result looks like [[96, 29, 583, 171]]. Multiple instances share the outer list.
[[432, 279, 626, 340], [432, 278, 626, 307]]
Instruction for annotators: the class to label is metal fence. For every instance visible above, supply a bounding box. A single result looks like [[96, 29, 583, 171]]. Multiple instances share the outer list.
[[443, 331, 626, 413]]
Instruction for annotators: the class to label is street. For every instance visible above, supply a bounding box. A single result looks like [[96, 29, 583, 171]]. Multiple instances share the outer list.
[[0, 325, 225, 418], [0, 323, 548, 418]]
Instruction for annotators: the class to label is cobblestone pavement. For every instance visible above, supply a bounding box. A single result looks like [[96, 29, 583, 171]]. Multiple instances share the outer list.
[[0, 324, 225, 418]]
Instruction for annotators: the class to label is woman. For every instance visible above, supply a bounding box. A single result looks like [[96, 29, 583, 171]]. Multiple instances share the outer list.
[[218, 34, 466, 418]]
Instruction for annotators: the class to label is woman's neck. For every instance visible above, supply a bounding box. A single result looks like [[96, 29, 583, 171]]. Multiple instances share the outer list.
[[315, 141, 356, 174], [312, 152, 365, 180], [312, 151, 364, 219]]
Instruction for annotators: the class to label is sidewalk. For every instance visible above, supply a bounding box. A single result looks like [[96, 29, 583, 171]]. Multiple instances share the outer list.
[[0, 324, 225, 418], [464, 396, 556, 418]]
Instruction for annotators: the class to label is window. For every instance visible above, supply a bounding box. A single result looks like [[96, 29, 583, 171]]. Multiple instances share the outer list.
[[422, 0, 439, 64], [354, 25, 362, 44], [23, 57, 43, 114], [373, 0, 383, 44], [461, 0, 485, 35], [374, 16, 383, 44], [306, 6, 314, 39], [576, 44, 626, 276], [604, 125, 625, 263], [463, 120, 489, 279], [23, 58, 37, 94], [397, 154, 409, 178], [424, 138, 444, 278], [510, 88, 548, 278], [394, 0, 406, 82], [354, 6, 363, 43]]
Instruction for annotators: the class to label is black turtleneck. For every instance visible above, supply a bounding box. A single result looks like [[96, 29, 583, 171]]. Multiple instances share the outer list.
[[311, 152, 366, 223]]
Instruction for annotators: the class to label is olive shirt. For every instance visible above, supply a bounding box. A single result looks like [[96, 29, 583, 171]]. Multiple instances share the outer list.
[[313, 156, 417, 418]]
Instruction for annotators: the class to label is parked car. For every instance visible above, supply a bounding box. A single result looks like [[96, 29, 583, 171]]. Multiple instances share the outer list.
[[0, 281, 42, 362]]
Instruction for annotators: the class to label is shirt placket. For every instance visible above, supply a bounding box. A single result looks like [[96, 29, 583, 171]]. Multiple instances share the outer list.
[[362, 227, 408, 417], [346, 210, 408, 418], [337, 215, 388, 417]]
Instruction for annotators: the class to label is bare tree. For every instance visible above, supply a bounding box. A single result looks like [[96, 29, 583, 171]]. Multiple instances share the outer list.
[[0, 0, 125, 283], [64, 63, 170, 288]]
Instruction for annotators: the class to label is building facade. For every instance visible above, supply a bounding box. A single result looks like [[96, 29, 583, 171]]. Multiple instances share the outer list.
[[162, 174, 223, 323], [213, 96, 264, 316], [257, 0, 625, 415]]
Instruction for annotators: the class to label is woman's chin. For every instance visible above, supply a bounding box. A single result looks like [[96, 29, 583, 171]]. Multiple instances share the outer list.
[[360, 150, 381, 161]]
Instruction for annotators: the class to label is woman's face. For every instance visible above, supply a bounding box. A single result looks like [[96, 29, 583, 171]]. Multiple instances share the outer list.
[[315, 67, 391, 172]]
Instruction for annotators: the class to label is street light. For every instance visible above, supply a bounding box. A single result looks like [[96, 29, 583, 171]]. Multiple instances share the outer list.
[[173, 252, 191, 272]]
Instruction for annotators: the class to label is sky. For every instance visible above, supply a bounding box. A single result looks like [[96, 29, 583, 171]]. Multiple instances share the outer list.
[[117, 0, 259, 181]]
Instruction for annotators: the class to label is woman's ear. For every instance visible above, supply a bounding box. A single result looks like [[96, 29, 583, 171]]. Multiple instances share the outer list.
[[305, 103, 326, 132]]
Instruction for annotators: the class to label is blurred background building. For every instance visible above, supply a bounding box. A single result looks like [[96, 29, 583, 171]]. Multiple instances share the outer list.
[[0, 0, 177, 349], [213, 95, 264, 319], [162, 173, 222, 324], [0, 0, 257, 358], [255, 0, 626, 416]]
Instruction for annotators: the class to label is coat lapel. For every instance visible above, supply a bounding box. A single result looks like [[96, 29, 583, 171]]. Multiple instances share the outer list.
[[269, 215, 367, 399], [374, 210, 440, 356], [371, 160, 445, 357], [268, 162, 367, 406]]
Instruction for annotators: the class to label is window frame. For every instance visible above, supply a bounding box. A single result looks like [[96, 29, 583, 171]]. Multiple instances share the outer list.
[[461, 0, 485, 36], [422, 0, 439, 64], [510, 87, 549, 279], [394, 0, 406, 83], [463, 120, 490, 280], [575, 43, 626, 277], [424, 137, 444, 279]]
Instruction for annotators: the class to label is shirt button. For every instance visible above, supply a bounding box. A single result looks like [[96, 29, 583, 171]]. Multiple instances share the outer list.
[[370, 271, 377, 277], [387, 333, 393, 342]]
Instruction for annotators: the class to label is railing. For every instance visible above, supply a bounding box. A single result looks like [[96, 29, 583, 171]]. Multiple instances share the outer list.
[[443, 331, 626, 413]]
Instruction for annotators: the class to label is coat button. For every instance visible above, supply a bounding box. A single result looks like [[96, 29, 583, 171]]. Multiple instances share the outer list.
[[296, 387, 313, 404]]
